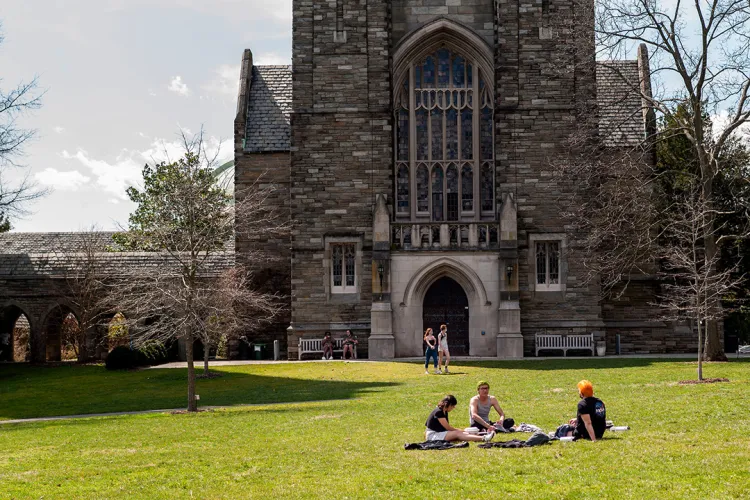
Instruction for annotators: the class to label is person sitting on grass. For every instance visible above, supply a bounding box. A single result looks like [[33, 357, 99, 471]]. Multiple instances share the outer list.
[[342, 330, 358, 360], [425, 395, 495, 443], [322, 332, 334, 360], [556, 379, 607, 441], [469, 380, 511, 432]]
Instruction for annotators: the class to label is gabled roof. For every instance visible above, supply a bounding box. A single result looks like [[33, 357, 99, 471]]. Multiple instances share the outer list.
[[244, 66, 292, 152], [596, 60, 647, 147]]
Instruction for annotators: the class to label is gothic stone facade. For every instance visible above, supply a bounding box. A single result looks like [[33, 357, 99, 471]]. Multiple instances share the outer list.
[[234, 0, 698, 359]]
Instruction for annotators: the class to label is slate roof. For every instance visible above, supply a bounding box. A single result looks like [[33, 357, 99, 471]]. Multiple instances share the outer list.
[[0, 232, 119, 253], [244, 65, 293, 152], [0, 232, 234, 277], [596, 60, 647, 147], [243, 62, 648, 151]]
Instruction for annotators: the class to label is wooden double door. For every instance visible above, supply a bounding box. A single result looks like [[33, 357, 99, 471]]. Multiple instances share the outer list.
[[422, 277, 470, 356]]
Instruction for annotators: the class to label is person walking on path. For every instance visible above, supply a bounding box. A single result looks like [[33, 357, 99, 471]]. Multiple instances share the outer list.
[[424, 328, 439, 374], [425, 395, 495, 443], [437, 324, 451, 374]]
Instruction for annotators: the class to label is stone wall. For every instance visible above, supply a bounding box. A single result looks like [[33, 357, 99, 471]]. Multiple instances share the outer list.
[[494, 0, 604, 340], [233, 151, 292, 358], [288, 0, 392, 359], [392, 0, 495, 47]]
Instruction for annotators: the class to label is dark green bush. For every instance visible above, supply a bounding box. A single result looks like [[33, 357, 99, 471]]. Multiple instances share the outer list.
[[105, 346, 140, 370]]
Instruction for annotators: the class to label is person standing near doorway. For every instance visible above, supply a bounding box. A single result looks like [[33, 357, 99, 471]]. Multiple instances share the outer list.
[[437, 324, 451, 374], [424, 328, 439, 374]]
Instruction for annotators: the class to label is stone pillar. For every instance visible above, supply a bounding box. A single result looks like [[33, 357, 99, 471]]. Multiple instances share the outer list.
[[29, 320, 45, 363], [369, 194, 395, 359], [497, 193, 524, 358]]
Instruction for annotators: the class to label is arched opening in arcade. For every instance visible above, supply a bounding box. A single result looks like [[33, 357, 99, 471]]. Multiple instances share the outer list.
[[43, 306, 82, 362], [108, 312, 130, 351], [0, 305, 32, 362], [422, 276, 470, 356]]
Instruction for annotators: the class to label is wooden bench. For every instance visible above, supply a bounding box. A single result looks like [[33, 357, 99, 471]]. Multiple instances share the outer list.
[[535, 332, 594, 356], [298, 338, 346, 360]]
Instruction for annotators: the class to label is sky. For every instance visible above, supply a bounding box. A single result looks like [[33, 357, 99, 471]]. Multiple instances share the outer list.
[[0, 1, 292, 231]]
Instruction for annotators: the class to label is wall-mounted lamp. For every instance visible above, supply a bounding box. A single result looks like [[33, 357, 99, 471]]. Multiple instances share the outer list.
[[506, 264, 514, 284]]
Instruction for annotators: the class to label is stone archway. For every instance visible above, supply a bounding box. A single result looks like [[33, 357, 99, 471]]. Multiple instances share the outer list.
[[394, 256, 496, 357], [0, 304, 32, 362], [422, 277, 470, 356]]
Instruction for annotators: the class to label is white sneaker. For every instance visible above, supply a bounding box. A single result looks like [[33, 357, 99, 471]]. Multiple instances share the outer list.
[[483, 430, 496, 442], [425, 370, 430, 375], [322, 356, 326, 360], [435, 369, 442, 374], [444, 367, 449, 374]]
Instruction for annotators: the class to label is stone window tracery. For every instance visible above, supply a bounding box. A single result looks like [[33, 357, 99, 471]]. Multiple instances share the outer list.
[[394, 46, 494, 221]]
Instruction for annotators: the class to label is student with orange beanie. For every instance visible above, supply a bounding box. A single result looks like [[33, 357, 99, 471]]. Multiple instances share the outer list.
[[571, 380, 606, 441]]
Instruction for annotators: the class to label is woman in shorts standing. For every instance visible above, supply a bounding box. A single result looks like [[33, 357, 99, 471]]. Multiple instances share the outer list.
[[437, 324, 450, 374]]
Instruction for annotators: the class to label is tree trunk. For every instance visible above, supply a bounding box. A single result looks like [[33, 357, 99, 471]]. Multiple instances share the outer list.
[[700, 161, 727, 362], [697, 319, 703, 381], [203, 342, 210, 376], [186, 333, 197, 412]]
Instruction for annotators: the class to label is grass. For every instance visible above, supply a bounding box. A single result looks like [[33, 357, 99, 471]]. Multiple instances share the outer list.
[[1, 358, 749, 498]]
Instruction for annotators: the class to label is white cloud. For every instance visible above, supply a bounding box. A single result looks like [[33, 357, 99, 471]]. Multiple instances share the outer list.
[[59, 134, 234, 200], [34, 168, 90, 191], [53, 126, 66, 134], [167, 76, 190, 97], [254, 52, 291, 66], [148, 89, 157, 97], [202, 64, 241, 97]]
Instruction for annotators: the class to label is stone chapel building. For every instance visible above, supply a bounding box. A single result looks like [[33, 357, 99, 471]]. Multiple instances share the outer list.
[[233, 0, 697, 360]]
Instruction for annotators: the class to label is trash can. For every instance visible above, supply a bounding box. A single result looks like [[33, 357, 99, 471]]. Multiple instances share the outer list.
[[253, 343, 268, 360]]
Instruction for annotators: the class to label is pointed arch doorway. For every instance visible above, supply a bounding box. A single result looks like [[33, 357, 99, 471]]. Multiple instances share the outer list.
[[422, 277, 469, 356]]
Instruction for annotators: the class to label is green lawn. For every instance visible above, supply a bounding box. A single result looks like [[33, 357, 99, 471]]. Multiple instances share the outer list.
[[1, 359, 749, 499]]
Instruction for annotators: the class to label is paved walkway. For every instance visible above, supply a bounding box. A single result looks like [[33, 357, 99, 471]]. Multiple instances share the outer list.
[[0, 399, 340, 426], [153, 353, 705, 369]]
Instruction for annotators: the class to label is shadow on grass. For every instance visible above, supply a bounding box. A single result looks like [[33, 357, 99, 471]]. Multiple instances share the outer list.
[[0, 364, 398, 420]]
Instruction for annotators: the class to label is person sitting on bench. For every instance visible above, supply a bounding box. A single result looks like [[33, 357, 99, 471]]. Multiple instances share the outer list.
[[426, 395, 494, 443], [342, 330, 358, 360], [469, 380, 512, 432]]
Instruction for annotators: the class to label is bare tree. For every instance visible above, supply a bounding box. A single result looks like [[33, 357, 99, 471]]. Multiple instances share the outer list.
[[657, 189, 745, 379], [550, 0, 750, 360], [109, 130, 288, 411], [53, 227, 113, 362], [0, 25, 47, 229], [193, 267, 284, 377]]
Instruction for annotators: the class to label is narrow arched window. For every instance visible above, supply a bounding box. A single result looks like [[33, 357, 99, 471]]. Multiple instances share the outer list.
[[416, 164, 429, 213], [446, 164, 458, 221], [397, 165, 409, 214], [431, 165, 444, 221], [394, 45, 494, 220], [461, 164, 473, 211], [481, 163, 493, 213]]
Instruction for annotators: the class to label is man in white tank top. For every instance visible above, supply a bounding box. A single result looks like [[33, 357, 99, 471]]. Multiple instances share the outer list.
[[469, 380, 506, 431]]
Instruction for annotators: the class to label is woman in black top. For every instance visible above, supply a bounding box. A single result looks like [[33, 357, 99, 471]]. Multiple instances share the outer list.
[[425, 395, 495, 443]]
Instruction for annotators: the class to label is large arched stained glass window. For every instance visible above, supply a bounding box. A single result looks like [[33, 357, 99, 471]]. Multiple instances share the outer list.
[[394, 46, 494, 221]]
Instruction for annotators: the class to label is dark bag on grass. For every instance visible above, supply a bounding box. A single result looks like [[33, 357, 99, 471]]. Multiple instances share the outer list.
[[404, 441, 470, 451]]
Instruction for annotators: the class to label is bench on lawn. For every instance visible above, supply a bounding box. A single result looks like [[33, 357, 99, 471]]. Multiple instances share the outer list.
[[298, 337, 346, 360], [535, 332, 594, 356]]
